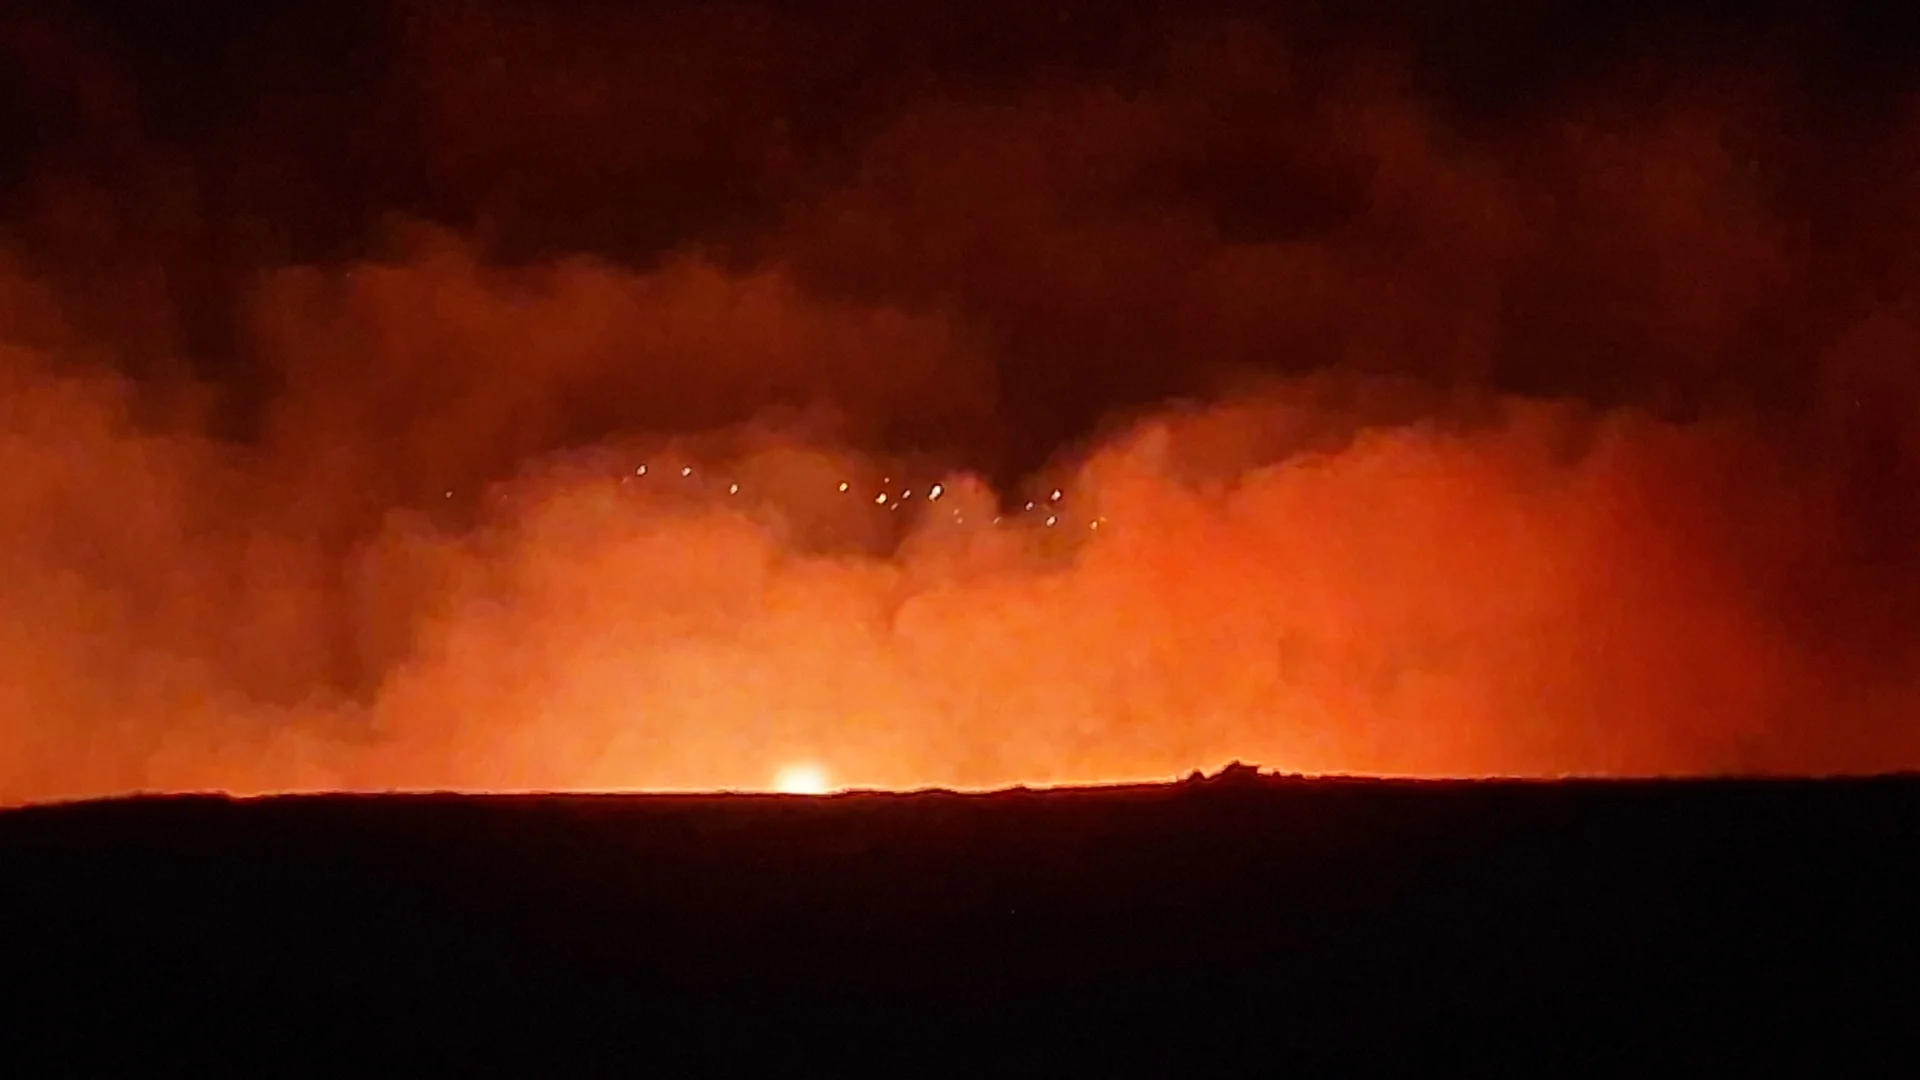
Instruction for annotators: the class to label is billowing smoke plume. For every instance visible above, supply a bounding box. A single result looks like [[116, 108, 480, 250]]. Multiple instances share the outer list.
[[3, 3, 1919, 801]]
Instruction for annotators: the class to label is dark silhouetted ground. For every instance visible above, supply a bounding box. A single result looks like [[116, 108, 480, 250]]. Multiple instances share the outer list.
[[4, 769, 1917, 1071]]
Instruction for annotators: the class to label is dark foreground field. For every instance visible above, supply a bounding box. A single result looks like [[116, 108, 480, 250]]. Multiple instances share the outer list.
[[4, 769, 1918, 1072]]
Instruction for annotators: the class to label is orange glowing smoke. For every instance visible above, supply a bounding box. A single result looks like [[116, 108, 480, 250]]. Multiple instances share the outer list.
[[4, 8, 1920, 803], [2, 345, 1914, 802]]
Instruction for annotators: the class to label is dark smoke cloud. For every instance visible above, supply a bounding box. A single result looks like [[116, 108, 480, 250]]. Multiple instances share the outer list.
[[2, 1, 1920, 801]]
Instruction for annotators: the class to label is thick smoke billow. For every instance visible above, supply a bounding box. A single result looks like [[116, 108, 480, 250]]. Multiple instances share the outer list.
[[3, 4, 1920, 801]]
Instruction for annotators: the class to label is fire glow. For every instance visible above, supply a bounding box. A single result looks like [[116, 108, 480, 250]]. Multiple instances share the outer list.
[[772, 763, 834, 796], [4, 8, 1920, 805], [3, 366, 1914, 806]]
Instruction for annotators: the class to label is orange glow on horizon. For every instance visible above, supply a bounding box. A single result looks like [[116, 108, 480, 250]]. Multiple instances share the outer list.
[[6, 22, 1920, 805], [771, 762, 833, 795], [2, 381, 1911, 809]]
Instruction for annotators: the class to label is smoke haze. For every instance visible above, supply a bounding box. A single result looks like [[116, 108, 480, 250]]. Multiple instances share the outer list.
[[3, 1, 1919, 800]]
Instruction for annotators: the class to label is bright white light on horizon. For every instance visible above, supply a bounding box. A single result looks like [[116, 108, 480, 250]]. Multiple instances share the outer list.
[[772, 763, 833, 795]]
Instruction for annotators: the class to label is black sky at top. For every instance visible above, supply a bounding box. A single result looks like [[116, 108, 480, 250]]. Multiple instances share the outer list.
[[3, 0, 1918, 474]]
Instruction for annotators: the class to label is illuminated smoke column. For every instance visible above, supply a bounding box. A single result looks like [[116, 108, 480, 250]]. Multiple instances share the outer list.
[[2, 6, 1920, 801]]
